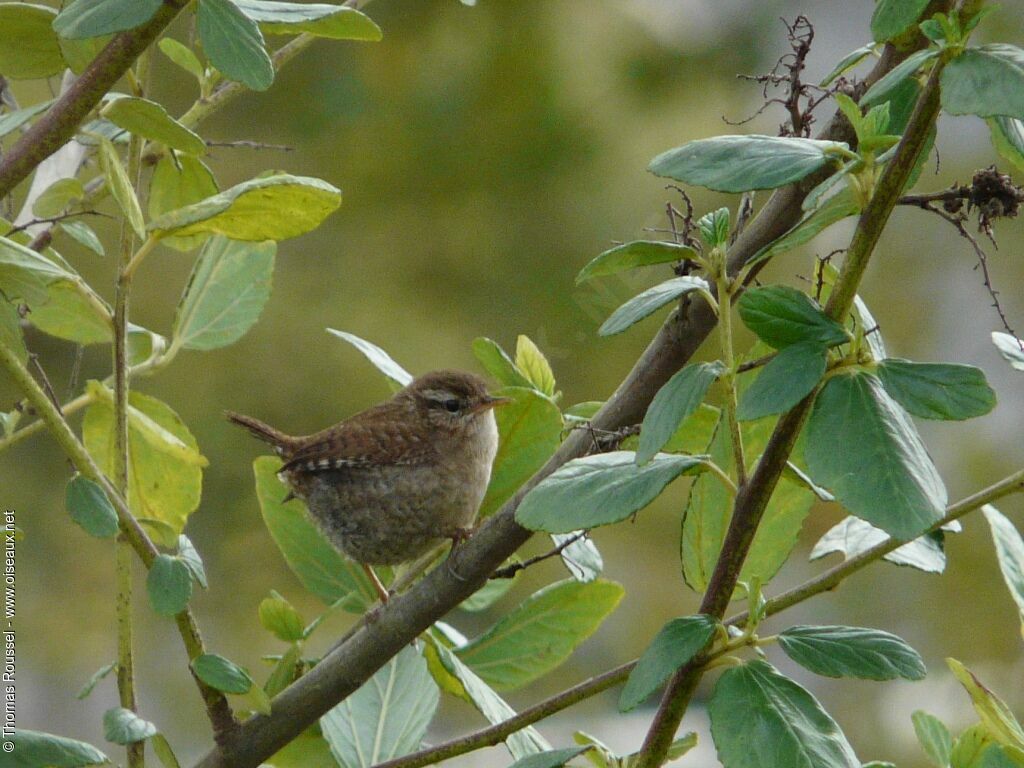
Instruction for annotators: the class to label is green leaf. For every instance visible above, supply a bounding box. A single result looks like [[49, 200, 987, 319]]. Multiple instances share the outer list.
[[871, 0, 930, 42], [806, 371, 947, 540], [264, 728, 337, 768], [598, 276, 710, 336], [158, 37, 204, 79], [150, 734, 181, 768], [992, 332, 1024, 371], [192, 653, 254, 694], [947, 658, 1024, 752], [149, 174, 341, 242], [58, 32, 108, 74], [326, 328, 413, 389], [198, 0, 274, 91], [508, 747, 592, 768], [65, 474, 119, 539], [83, 385, 206, 546], [320, 645, 438, 768], [682, 411, 813, 593], [259, 590, 306, 642], [575, 240, 696, 284], [0, 234, 73, 304], [101, 96, 207, 155], [876, 359, 996, 420], [953, 724, 998, 768], [0, 3, 64, 79], [980, 745, 1024, 768], [981, 505, 1024, 630], [698, 207, 730, 248], [942, 46, 1024, 121], [253, 456, 379, 610], [76, 662, 116, 700], [555, 533, 603, 583], [98, 138, 145, 239], [637, 361, 723, 465], [177, 534, 207, 588], [777, 625, 926, 681], [747, 186, 860, 268], [737, 285, 849, 349], [619, 614, 717, 711], [28, 276, 114, 345], [709, 660, 860, 768], [9, 730, 109, 767], [426, 639, 551, 760], [33, 178, 85, 218], [989, 117, 1024, 174], [861, 49, 938, 109], [59, 221, 105, 256], [737, 342, 827, 421], [0, 98, 53, 138], [460, 571, 518, 612], [472, 337, 534, 389], [649, 135, 847, 193], [146, 553, 193, 616], [516, 451, 706, 533], [54, 0, 161, 39], [173, 236, 275, 351], [913, 711, 953, 768], [232, 0, 382, 41], [455, 579, 623, 690], [515, 335, 557, 396], [148, 154, 219, 252], [480, 386, 562, 518], [811, 515, 949, 574], [102, 707, 157, 745], [819, 43, 876, 87], [0, 300, 27, 365]]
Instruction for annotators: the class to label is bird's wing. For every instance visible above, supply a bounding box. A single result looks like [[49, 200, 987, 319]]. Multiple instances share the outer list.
[[281, 403, 437, 473]]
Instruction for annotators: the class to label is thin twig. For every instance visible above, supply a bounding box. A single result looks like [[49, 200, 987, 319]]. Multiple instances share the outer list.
[[491, 531, 588, 579]]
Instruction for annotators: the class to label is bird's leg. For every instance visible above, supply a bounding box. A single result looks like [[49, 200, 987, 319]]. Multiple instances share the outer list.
[[444, 525, 477, 583], [362, 563, 391, 604]]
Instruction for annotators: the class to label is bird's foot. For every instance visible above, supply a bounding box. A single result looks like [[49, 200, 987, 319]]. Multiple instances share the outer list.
[[447, 525, 477, 549]]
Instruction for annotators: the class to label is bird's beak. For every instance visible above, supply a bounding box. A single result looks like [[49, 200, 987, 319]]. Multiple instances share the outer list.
[[475, 395, 513, 412]]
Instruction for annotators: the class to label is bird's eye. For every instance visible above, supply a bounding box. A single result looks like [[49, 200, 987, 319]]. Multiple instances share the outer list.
[[443, 399, 461, 413]]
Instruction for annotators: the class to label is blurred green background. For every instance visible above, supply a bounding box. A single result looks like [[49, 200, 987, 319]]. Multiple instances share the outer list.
[[2, 0, 1023, 765]]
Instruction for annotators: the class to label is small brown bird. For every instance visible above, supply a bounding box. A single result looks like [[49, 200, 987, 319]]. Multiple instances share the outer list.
[[227, 370, 508, 602]]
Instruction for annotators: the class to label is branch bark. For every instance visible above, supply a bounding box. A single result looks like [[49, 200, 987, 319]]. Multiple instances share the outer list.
[[188, 39, 937, 768], [0, 1, 189, 199]]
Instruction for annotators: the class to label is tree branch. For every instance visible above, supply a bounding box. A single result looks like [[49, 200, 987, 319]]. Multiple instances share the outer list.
[[633, 31, 950, 768], [0, 0, 189, 199], [188, 39, 937, 768]]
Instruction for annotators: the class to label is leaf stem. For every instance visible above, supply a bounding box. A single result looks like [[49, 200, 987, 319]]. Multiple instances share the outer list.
[[714, 268, 746, 487]]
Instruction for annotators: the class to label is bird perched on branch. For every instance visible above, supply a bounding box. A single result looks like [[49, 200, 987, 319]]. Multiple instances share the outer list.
[[227, 370, 508, 602]]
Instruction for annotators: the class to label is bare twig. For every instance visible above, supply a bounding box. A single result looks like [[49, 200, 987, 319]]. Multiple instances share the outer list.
[[491, 531, 589, 579]]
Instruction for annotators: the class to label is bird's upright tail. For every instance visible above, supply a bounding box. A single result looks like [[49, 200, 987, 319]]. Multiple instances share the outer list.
[[225, 411, 295, 455]]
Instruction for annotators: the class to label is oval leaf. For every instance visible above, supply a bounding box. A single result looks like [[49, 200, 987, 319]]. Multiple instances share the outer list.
[[98, 138, 145, 240], [778, 625, 926, 681], [320, 646, 438, 768], [326, 329, 413, 388], [805, 371, 947, 541], [649, 135, 847, 193], [992, 332, 1024, 371], [709, 660, 860, 768], [748, 186, 860, 268], [232, 0, 382, 41], [619, 614, 717, 711], [455, 579, 624, 690], [861, 49, 938, 109], [192, 653, 254, 694], [101, 96, 206, 155], [637, 361, 723, 464], [197, 0, 274, 91], [876, 359, 996, 420], [0, 3, 65, 79], [53, 0, 161, 39], [575, 240, 696, 284], [981, 505, 1024, 628], [103, 707, 157, 745], [989, 116, 1024, 173], [65, 474, 120, 538], [174, 236, 275, 351], [737, 342, 827, 421], [10, 730, 109, 768], [737, 285, 848, 349], [515, 335, 556, 396], [598, 276, 710, 336], [472, 337, 534, 389], [941, 46, 1024, 121], [810, 515, 949, 574], [870, 0, 930, 42], [508, 747, 592, 768], [516, 451, 706, 533], [259, 591, 305, 642], [146, 554, 193, 616], [913, 711, 953, 768], [149, 174, 341, 242]]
